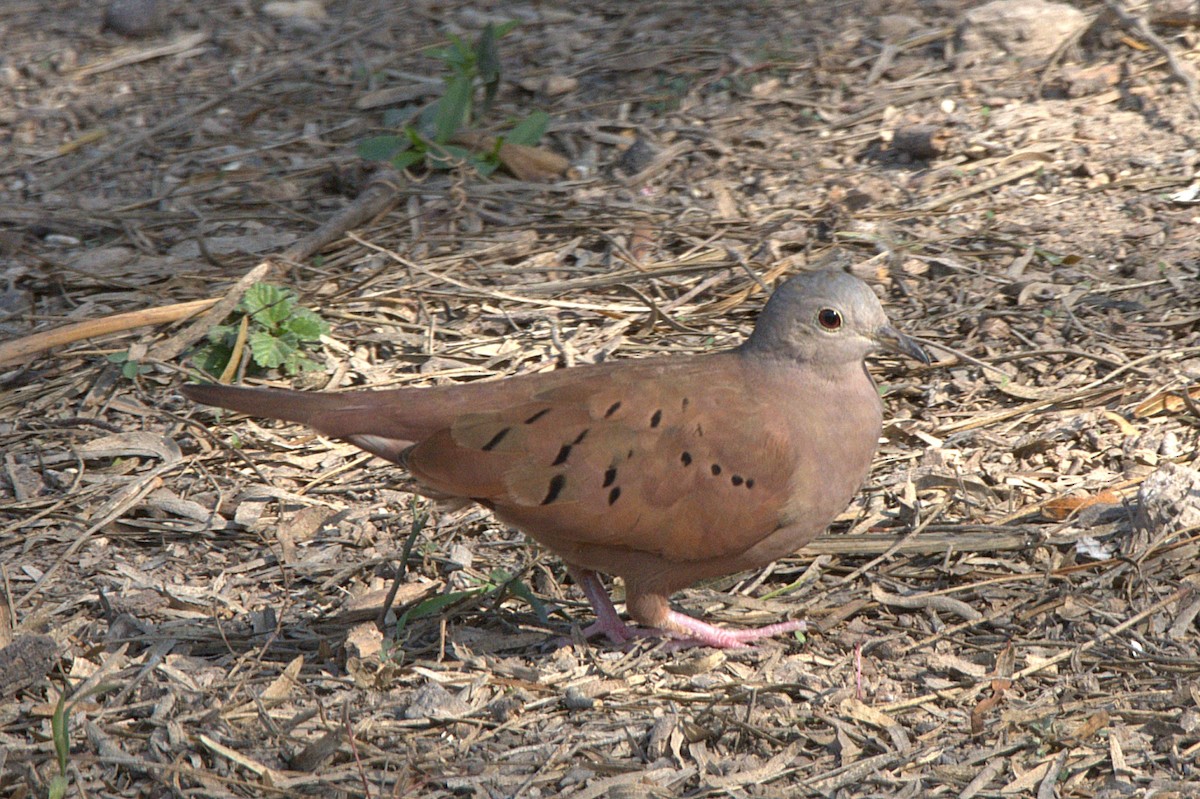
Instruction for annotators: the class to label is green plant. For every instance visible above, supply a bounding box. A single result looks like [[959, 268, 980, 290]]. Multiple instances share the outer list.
[[191, 283, 330, 378], [357, 22, 549, 176], [48, 681, 116, 799], [388, 567, 549, 653], [48, 690, 71, 799], [106, 350, 153, 380]]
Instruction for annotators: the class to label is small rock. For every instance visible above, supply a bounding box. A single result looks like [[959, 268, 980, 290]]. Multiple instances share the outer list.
[[542, 75, 578, 95], [562, 686, 595, 710], [446, 543, 473, 571], [262, 1, 327, 21], [615, 137, 658, 175], [102, 0, 167, 37], [875, 14, 924, 41], [1135, 461, 1200, 535], [487, 693, 525, 722], [957, 0, 1086, 63], [404, 682, 471, 720]]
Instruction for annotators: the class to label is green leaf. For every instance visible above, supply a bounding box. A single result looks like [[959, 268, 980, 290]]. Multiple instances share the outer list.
[[391, 149, 426, 170], [493, 19, 520, 37], [424, 44, 456, 64], [106, 351, 129, 365], [506, 110, 549, 146], [443, 34, 473, 71], [191, 342, 233, 376], [357, 135, 408, 161], [52, 692, 70, 771], [472, 156, 500, 176], [381, 107, 413, 128], [475, 23, 502, 111], [242, 284, 294, 329], [206, 323, 237, 346], [404, 126, 427, 148], [295, 355, 326, 373], [282, 351, 301, 376], [285, 308, 328, 340], [248, 330, 293, 369], [409, 589, 483, 621], [394, 588, 484, 636], [277, 329, 302, 352], [433, 75, 473, 142], [504, 576, 550, 624]]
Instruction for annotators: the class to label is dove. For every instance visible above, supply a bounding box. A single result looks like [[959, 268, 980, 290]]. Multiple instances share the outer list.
[[182, 269, 928, 648]]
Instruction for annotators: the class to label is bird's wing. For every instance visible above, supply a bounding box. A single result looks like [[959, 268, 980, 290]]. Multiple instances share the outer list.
[[405, 355, 803, 563]]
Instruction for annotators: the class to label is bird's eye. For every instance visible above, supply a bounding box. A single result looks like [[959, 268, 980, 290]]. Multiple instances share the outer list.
[[817, 308, 843, 330]]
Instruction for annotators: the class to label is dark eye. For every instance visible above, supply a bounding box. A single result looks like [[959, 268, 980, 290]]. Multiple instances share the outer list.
[[817, 308, 842, 330]]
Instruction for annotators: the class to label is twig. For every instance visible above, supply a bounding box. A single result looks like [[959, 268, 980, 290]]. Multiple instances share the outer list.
[[0, 299, 217, 368]]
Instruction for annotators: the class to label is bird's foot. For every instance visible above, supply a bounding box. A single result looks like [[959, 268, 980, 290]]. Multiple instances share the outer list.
[[579, 617, 646, 646], [565, 567, 805, 649], [568, 567, 646, 646], [659, 611, 807, 650]]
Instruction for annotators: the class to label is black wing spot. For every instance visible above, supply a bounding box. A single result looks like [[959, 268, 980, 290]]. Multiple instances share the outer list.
[[681, 397, 690, 409], [481, 427, 512, 451], [602, 467, 618, 487], [552, 444, 572, 466], [605, 401, 622, 418], [680, 451, 693, 466], [541, 474, 567, 505], [650, 409, 663, 428], [608, 486, 621, 505], [711, 464, 722, 476], [627, 449, 635, 460], [572, 428, 590, 445], [731, 475, 744, 486], [745, 478, 755, 489], [524, 408, 551, 424]]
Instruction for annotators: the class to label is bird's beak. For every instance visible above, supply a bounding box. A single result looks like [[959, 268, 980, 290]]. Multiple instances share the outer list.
[[875, 325, 931, 364]]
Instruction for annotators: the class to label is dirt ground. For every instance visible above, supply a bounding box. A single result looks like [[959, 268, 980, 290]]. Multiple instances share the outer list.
[[3, 0, 1200, 796]]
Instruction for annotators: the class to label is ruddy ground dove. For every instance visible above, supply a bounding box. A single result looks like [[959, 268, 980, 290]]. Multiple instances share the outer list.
[[182, 269, 928, 648]]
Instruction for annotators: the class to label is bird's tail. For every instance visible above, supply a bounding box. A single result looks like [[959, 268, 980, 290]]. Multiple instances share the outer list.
[[181, 384, 355, 426], [181, 383, 422, 464]]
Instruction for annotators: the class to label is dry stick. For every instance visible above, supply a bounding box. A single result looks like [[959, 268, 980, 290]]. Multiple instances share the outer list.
[[0, 299, 218, 367], [73, 30, 209, 79]]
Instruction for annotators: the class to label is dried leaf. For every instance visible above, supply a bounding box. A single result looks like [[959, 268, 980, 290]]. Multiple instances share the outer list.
[[1134, 384, 1200, 418], [1041, 488, 1122, 520], [451, 131, 569, 181]]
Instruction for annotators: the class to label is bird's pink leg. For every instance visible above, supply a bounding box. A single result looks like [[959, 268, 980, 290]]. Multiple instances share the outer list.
[[660, 611, 807, 650], [568, 567, 640, 645], [568, 568, 806, 649]]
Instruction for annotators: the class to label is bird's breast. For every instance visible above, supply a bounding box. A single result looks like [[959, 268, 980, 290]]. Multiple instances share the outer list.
[[774, 365, 884, 532]]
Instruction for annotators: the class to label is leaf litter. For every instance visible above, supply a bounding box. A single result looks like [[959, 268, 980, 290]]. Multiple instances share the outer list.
[[2, 1, 1200, 796]]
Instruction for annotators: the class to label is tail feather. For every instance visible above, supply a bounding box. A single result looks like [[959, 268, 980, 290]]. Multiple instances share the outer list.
[[183, 383, 426, 464], [181, 384, 355, 426]]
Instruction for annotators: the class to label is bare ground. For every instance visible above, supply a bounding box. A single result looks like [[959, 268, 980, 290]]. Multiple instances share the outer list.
[[3, 0, 1200, 796]]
